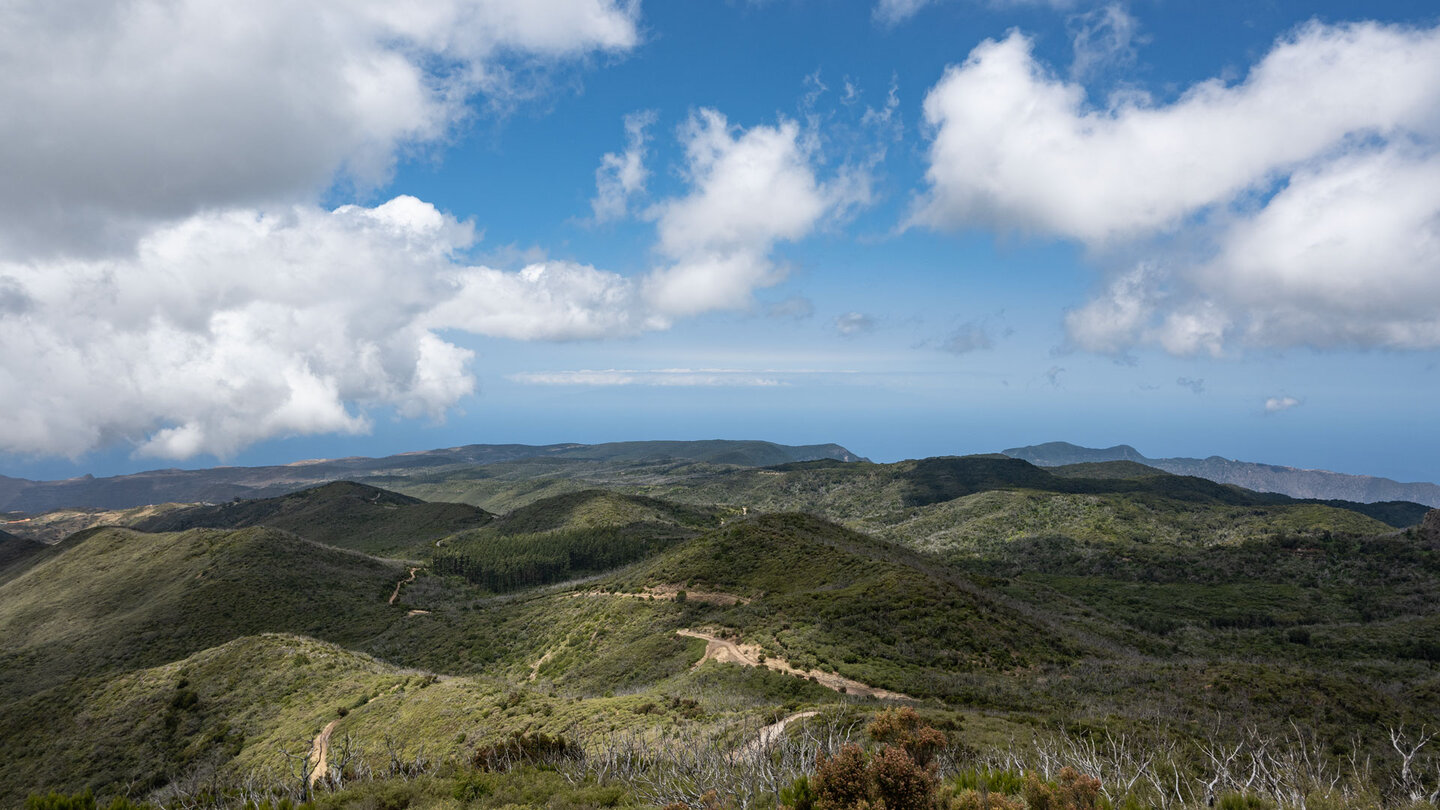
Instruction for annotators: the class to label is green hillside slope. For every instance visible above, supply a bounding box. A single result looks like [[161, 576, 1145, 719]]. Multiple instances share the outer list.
[[3, 452, 1438, 809], [0, 528, 48, 583], [625, 513, 1080, 695], [132, 481, 493, 557], [0, 634, 411, 805], [429, 490, 725, 592], [0, 526, 403, 699]]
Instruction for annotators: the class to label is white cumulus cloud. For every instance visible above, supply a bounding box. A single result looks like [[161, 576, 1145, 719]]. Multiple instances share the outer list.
[[917, 21, 1440, 354], [591, 110, 658, 222], [874, 0, 1072, 26], [1265, 396, 1300, 413], [914, 22, 1440, 244], [0, 3, 876, 460], [1069, 3, 1143, 80], [0, 0, 641, 256], [835, 312, 877, 336], [0, 106, 859, 458], [0, 197, 478, 458], [644, 109, 860, 318]]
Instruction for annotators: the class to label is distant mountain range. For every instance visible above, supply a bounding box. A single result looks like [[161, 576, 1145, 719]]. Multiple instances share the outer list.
[[0, 440, 865, 513], [1003, 441, 1440, 508]]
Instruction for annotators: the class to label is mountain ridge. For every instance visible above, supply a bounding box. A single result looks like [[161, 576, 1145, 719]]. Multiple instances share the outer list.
[[0, 440, 866, 513], [1004, 441, 1440, 507]]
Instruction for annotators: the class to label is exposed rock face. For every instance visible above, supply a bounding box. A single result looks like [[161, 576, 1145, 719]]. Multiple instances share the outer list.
[[1421, 510, 1440, 548]]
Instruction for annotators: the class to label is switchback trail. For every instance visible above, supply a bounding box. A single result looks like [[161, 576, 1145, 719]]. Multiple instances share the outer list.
[[677, 629, 909, 700]]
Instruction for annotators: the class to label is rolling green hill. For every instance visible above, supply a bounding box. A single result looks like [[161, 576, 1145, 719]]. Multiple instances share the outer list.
[[429, 490, 726, 592], [0, 528, 47, 582], [623, 455, 1417, 541], [3, 449, 1439, 809], [628, 512, 1080, 692], [488, 489, 725, 536], [131, 481, 494, 557], [0, 634, 412, 805], [1047, 460, 1167, 478], [0, 525, 404, 699]]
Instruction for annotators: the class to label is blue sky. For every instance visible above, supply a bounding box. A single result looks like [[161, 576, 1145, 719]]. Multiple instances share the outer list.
[[2, 0, 1439, 483]]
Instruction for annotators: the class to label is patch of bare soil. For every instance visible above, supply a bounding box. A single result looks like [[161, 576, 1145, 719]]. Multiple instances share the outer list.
[[677, 629, 909, 701]]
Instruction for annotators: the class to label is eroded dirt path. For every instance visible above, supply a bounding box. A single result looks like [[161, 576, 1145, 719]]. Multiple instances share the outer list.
[[528, 647, 557, 682], [739, 711, 819, 759], [308, 719, 340, 787], [678, 629, 910, 701], [572, 584, 750, 606], [388, 567, 419, 605]]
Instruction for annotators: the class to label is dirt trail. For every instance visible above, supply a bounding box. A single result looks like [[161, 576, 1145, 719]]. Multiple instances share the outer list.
[[678, 629, 909, 701], [388, 567, 419, 605], [308, 719, 340, 786], [528, 647, 557, 682], [573, 584, 750, 606], [739, 711, 819, 759]]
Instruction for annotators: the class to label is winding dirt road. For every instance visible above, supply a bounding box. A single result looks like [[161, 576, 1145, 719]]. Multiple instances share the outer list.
[[307, 719, 340, 786], [677, 629, 909, 701]]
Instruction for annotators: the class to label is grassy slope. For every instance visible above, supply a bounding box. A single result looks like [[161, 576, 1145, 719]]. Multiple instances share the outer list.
[[0, 528, 48, 580], [871, 489, 1392, 559], [378, 458, 745, 514], [3, 456, 1437, 805], [371, 511, 1082, 700], [1, 503, 189, 544], [132, 481, 493, 558], [428, 490, 727, 593], [0, 634, 414, 805], [624, 455, 1412, 529], [1, 629, 873, 807], [625, 513, 1079, 695], [1047, 460, 1167, 478], [0, 526, 404, 700], [486, 489, 726, 536]]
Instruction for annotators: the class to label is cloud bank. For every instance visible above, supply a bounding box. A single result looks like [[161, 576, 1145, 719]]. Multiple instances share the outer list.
[[916, 21, 1440, 355], [0, 108, 852, 458], [0, 0, 879, 460], [0, 0, 642, 256]]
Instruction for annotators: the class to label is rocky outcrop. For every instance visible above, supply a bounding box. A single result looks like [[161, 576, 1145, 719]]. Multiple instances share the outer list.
[[1421, 510, 1440, 549]]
